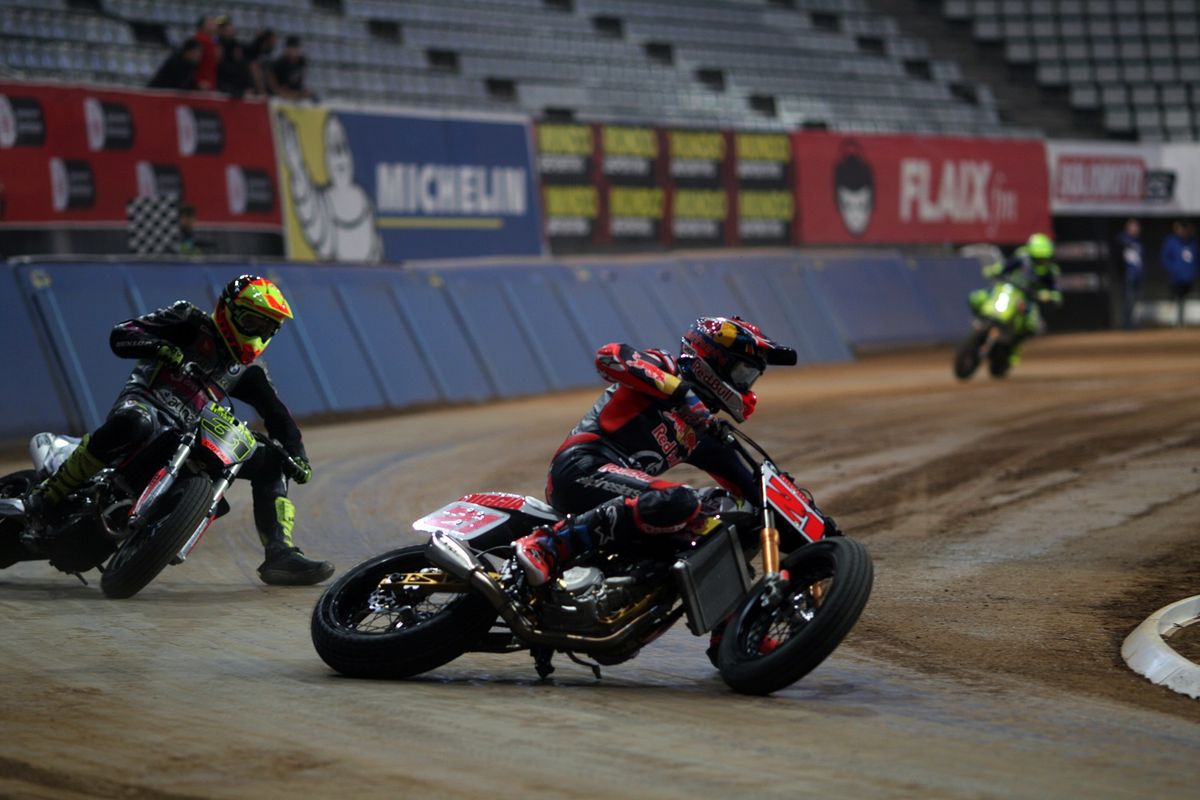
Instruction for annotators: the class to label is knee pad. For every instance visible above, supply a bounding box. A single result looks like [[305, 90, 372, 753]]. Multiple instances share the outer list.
[[630, 485, 701, 535]]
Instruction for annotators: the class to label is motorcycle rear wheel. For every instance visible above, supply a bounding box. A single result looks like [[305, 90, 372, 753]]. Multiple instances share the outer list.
[[311, 545, 498, 679], [0, 470, 38, 569], [100, 474, 212, 599], [717, 537, 873, 696]]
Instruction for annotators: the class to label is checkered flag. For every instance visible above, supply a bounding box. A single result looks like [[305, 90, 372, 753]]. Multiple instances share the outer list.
[[126, 196, 181, 255]]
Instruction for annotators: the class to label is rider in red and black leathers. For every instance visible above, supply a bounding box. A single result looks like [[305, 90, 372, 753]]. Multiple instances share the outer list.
[[516, 317, 798, 588]]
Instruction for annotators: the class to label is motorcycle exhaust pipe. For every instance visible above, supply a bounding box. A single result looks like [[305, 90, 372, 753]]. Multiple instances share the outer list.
[[424, 531, 679, 654]]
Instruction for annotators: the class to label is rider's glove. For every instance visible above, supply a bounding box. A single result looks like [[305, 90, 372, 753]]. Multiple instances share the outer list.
[[288, 454, 313, 484], [676, 390, 714, 432], [982, 262, 1003, 279], [156, 344, 184, 370], [1036, 289, 1063, 306]]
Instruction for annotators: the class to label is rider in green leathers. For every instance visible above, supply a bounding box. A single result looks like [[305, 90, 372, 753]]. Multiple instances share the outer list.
[[971, 232, 1063, 365]]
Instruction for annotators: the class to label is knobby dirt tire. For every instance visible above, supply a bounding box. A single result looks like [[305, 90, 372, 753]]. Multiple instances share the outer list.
[[988, 344, 1012, 378], [311, 545, 498, 679], [0, 470, 39, 569], [718, 537, 873, 696], [953, 330, 986, 380], [100, 474, 212, 599]]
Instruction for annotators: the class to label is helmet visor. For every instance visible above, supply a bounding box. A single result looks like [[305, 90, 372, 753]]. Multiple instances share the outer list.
[[231, 306, 282, 338], [728, 359, 762, 392]]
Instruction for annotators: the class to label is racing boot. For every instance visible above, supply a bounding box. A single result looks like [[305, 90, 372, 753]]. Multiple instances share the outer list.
[[24, 435, 106, 529], [514, 497, 628, 587], [255, 497, 334, 586]]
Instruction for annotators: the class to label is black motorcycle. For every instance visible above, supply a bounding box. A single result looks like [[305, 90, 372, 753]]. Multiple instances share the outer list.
[[312, 422, 873, 695], [0, 364, 302, 598]]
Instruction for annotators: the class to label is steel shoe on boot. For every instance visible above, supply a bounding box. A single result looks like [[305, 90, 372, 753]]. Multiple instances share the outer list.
[[514, 527, 566, 587], [257, 542, 335, 585]]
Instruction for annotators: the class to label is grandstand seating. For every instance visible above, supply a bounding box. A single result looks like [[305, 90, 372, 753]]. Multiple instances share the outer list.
[[0, 0, 1019, 135], [943, 0, 1200, 141]]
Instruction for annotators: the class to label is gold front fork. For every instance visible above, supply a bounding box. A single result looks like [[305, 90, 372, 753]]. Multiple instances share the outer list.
[[760, 526, 780, 576]]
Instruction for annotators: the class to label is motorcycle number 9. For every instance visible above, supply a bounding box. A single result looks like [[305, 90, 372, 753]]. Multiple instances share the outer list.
[[761, 462, 825, 544]]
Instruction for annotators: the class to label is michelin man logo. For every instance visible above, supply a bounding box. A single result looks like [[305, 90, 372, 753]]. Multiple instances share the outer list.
[[278, 112, 381, 262]]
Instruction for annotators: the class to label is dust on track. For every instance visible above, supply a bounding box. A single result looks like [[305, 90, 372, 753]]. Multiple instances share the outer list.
[[1, 329, 1198, 799]]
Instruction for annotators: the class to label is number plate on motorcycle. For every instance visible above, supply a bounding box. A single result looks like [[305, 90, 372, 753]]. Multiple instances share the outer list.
[[413, 502, 511, 538], [761, 462, 825, 544]]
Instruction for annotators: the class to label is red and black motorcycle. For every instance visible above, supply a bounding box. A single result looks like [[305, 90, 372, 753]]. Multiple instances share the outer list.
[[311, 422, 872, 695]]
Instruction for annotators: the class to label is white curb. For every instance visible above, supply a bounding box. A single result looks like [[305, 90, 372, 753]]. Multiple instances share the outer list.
[[1121, 595, 1200, 699]]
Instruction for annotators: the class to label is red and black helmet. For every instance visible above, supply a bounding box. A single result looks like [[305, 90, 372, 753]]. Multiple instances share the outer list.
[[679, 316, 797, 421]]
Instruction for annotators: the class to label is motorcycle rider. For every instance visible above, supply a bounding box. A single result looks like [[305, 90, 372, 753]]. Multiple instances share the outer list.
[[25, 275, 334, 586], [974, 232, 1063, 365], [514, 316, 800, 590]]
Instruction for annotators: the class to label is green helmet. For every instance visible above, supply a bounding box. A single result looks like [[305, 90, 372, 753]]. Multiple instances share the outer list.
[[1026, 232, 1054, 260]]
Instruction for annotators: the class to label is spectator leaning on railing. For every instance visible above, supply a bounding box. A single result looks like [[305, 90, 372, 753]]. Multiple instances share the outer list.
[[193, 15, 221, 92], [148, 38, 202, 91], [247, 28, 279, 97], [268, 36, 316, 101], [216, 16, 257, 98]]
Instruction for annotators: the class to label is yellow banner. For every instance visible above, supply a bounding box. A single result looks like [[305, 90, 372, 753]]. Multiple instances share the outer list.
[[538, 124, 593, 156], [738, 190, 794, 220], [675, 189, 728, 220], [544, 185, 599, 218], [735, 133, 791, 163], [603, 126, 657, 158], [610, 186, 664, 218]]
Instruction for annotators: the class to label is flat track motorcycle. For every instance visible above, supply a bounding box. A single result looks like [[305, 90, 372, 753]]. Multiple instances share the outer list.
[[0, 364, 303, 598], [312, 422, 873, 695], [954, 277, 1031, 380]]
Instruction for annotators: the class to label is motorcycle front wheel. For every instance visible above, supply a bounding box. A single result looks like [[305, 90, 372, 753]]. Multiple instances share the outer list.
[[718, 536, 873, 696], [953, 328, 987, 380], [100, 473, 212, 599], [311, 545, 498, 679]]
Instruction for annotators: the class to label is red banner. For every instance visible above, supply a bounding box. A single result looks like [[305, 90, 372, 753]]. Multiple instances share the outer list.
[[793, 131, 1050, 245], [0, 81, 279, 228]]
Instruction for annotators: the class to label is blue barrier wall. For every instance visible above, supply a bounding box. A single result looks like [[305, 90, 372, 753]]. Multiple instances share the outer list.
[[1, 251, 980, 442]]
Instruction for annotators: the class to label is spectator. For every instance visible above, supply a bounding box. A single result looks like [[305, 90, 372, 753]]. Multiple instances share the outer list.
[[1161, 221, 1198, 327], [177, 202, 204, 256], [193, 15, 221, 92], [1116, 218, 1142, 330], [148, 38, 202, 91], [269, 36, 315, 100], [216, 17, 256, 97], [246, 28, 279, 96]]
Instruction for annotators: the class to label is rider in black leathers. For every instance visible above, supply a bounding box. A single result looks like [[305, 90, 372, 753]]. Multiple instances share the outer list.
[[26, 275, 334, 585]]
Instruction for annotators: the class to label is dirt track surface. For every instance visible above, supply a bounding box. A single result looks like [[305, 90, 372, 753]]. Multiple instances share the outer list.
[[2, 330, 1199, 799]]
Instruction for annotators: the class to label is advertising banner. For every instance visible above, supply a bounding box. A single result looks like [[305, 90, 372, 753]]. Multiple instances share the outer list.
[[274, 103, 543, 262], [537, 122, 599, 247], [793, 131, 1050, 245], [602, 124, 664, 244], [734, 132, 793, 245], [667, 129, 731, 246], [1046, 140, 1200, 216], [0, 81, 279, 238]]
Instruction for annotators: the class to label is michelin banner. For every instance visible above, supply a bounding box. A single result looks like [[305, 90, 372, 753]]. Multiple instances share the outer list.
[[273, 103, 543, 262], [1046, 140, 1200, 216]]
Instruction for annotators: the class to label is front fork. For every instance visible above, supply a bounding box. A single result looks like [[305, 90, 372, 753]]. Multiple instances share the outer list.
[[174, 462, 243, 563], [759, 501, 787, 606]]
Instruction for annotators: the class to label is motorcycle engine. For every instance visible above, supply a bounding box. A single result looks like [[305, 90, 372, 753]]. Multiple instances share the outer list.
[[539, 566, 643, 633]]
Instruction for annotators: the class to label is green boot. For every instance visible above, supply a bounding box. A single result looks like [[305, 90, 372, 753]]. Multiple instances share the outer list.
[[256, 497, 334, 586], [26, 435, 106, 525]]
